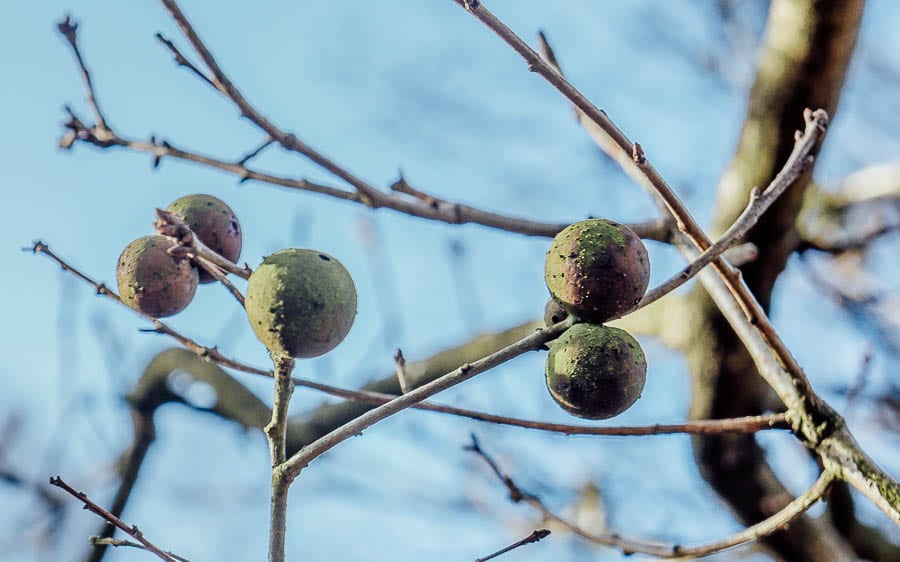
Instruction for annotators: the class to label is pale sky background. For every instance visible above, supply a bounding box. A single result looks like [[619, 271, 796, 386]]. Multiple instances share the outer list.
[[1, 1, 898, 561]]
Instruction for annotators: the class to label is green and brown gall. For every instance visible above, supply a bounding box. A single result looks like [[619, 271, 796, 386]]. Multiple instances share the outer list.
[[116, 235, 198, 317], [545, 219, 650, 322], [545, 323, 646, 420], [245, 248, 357, 358]]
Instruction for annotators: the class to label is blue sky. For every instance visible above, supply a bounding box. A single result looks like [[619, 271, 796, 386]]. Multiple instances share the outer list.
[[1, 2, 898, 560]]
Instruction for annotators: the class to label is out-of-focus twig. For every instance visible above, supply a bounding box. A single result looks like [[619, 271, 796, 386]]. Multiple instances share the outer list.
[[466, 435, 835, 558]]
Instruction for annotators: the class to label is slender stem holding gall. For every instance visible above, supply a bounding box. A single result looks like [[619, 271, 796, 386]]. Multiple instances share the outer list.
[[264, 355, 295, 562]]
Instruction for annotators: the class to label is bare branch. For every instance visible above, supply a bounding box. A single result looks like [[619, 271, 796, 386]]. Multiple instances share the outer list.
[[236, 137, 276, 167], [531, 25, 827, 387], [394, 349, 409, 394], [264, 355, 295, 562], [30, 239, 795, 442], [466, 435, 836, 558], [28, 240, 267, 377], [89, 537, 191, 562], [292, 376, 791, 437], [451, 2, 900, 524], [281, 317, 575, 480], [475, 529, 551, 562], [57, 16, 110, 137], [154, 32, 216, 90], [49, 476, 181, 562], [58, 8, 668, 241], [637, 110, 826, 310]]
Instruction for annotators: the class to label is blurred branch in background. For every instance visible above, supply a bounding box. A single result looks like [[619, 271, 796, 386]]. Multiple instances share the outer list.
[[465, 434, 836, 559], [798, 162, 900, 254]]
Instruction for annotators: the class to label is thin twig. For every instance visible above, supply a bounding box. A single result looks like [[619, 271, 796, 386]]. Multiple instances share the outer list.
[[280, 317, 576, 481], [154, 32, 216, 90], [236, 137, 275, 166], [637, 111, 825, 310], [58, 15, 667, 241], [195, 255, 245, 306], [65, 101, 660, 241], [294, 375, 791, 436], [31, 239, 788, 439], [530, 23, 827, 386], [28, 241, 264, 376], [57, 16, 110, 136], [89, 537, 191, 562], [154, 3, 669, 240], [475, 529, 550, 562], [49, 476, 180, 562], [466, 435, 835, 558]]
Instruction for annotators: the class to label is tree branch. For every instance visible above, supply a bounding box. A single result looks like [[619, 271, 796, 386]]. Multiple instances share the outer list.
[[56, 14, 667, 242], [453, 0, 898, 538], [466, 434, 836, 558], [88, 537, 191, 562], [57, 16, 110, 136], [637, 109, 826, 311], [264, 355, 295, 562], [50, 476, 181, 562], [280, 317, 575, 481]]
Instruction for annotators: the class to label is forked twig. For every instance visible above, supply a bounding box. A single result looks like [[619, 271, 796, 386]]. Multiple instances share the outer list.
[[466, 435, 835, 558], [636, 111, 826, 310], [89, 537, 191, 562], [154, 208, 252, 280], [57, 13, 666, 241], [50, 476, 182, 562]]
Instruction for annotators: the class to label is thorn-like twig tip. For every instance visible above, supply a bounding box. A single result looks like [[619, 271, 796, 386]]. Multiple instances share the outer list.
[[57, 15, 78, 43], [632, 143, 646, 165]]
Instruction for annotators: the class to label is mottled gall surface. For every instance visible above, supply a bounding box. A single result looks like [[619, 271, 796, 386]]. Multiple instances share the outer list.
[[116, 235, 198, 317], [545, 219, 650, 322], [245, 248, 357, 358], [545, 323, 647, 420]]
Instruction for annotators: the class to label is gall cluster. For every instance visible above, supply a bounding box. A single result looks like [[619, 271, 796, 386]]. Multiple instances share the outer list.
[[115, 194, 356, 358], [544, 219, 650, 420]]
